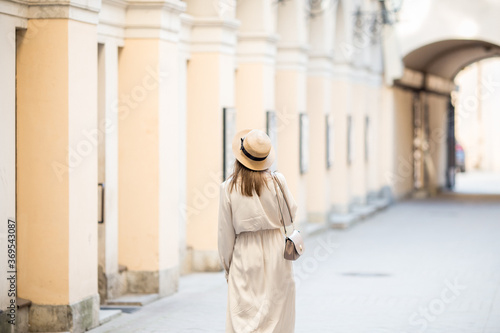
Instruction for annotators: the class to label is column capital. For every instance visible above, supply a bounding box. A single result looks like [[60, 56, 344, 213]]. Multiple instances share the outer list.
[[276, 43, 309, 71], [236, 32, 279, 65], [125, 0, 186, 42], [308, 52, 334, 76], [189, 17, 240, 54], [97, 0, 127, 45], [4, 0, 102, 24]]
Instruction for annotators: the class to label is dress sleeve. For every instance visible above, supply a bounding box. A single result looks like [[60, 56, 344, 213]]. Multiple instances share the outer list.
[[276, 172, 298, 224], [217, 182, 235, 282]]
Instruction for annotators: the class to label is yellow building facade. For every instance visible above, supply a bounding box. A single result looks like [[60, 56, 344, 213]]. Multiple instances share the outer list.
[[1, 0, 499, 331]]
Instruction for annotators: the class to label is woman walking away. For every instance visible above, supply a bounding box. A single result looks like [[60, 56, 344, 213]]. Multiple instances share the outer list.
[[218, 129, 298, 333]]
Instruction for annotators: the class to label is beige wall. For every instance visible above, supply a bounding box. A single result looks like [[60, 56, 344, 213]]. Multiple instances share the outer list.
[[306, 75, 331, 222], [235, 63, 274, 131], [275, 69, 308, 225], [158, 39, 182, 273], [118, 39, 161, 272], [17, 19, 98, 305], [330, 79, 352, 213], [96, 39, 120, 301], [118, 35, 182, 294], [186, 51, 234, 268], [350, 82, 368, 204], [68, 19, 99, 303], [367, 84, 381, 196]]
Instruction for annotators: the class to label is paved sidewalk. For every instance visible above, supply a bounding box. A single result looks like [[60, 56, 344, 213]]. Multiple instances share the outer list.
[[90, 194, 500, 333]]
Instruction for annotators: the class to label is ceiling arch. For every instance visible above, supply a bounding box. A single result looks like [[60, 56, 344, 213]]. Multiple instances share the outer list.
[[403, 39, 500, 80]]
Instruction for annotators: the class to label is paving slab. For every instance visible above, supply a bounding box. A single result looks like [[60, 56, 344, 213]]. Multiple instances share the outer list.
[[99, 309, 122, 325], [106, 294, 159, 307]]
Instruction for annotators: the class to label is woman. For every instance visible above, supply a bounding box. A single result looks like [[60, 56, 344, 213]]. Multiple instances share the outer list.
[[218, 128, 298, 333]]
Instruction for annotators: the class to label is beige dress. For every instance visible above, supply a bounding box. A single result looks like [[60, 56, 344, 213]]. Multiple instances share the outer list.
[[218, 172, 297, 333]]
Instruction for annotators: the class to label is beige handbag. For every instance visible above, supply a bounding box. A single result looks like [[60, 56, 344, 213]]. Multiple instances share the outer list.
[[272, 172, 305, 261]]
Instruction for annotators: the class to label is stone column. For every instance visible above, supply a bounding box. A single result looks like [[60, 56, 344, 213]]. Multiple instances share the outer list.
[[235, 0, 278, 132], [118, 0, 185, 296], [329, 0, 356, 215], [184, 0, 239, 271], [350, 80, 368, 205], [16, 9, 100, 332], [330, 76, 352, 214], [306, 6, 334, 223], [178, 14, 191, 274], [379, 85, 397, 197], [275, 0, 309, 226], [366, 79, 383, 200], [97, 38, 121, 302]]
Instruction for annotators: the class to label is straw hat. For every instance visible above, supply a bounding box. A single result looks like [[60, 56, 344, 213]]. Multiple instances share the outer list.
[[232, 129, 275, 171]]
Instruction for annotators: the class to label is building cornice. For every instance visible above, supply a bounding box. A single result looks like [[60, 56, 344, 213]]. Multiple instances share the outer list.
[[189, 17, 240, 54], [124, 0, 185, 42], [1, 0, 101, 24], [236, 32, 279, 65], [276, 43, 309, 71], [331, 64, 383, 86], [308, 53, 334, 76]]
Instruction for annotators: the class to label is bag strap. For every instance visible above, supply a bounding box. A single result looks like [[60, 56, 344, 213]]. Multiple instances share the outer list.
[[271, 173, 287, 235], [271, 172, 294, 236], [272, 172, 294, 224]]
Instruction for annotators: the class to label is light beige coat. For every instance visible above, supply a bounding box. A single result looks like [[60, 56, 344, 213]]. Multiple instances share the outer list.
[[218, 172, 297, 333]]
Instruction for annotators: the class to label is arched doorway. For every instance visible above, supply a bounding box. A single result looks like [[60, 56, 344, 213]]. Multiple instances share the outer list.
[[401, 39, 500, 195]]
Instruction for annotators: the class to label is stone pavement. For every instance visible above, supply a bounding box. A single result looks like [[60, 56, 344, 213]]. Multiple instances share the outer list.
[[90, 193, 500, 333]]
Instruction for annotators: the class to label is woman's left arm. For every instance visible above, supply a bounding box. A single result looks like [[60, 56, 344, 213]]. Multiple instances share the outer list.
[[217, 182, 235, 282]]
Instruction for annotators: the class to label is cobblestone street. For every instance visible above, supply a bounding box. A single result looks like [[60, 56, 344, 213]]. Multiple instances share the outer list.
[[90, 193, 500, 333]]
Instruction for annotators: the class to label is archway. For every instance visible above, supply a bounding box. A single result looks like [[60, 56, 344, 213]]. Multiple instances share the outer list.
[[401, 39, 500, 195]]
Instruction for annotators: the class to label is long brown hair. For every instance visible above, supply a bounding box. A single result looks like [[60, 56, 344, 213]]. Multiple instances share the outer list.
[[229, 160, 271, 197]]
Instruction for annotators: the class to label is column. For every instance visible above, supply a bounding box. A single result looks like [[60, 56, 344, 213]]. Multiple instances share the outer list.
[[306, 6, 334, 223], [16, 13, 100, 332], [329, 0, 355, 215], [97, 39, 120, 302], [178, 15, 191, 274], [184, 0, 239, 271], [275, 0, 309, 226], [235, 0, 278, 132], [330, 77, 352, 214], [118, 0, 185, 296], [366, 81, 382, 200], [378, 85, 397, 198], [350, 80, 368, 205]]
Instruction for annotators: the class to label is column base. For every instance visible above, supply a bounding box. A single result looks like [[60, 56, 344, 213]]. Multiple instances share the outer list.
[[350, 195, 367, 206], [329, 203, 350, 215], [98, 267, 122, 303], [0, 311, 14, 333], [29, 294, 99, 333], [307, 211, 329, 223], [126, 266, 179, 297], [191, 249, 222, 272]]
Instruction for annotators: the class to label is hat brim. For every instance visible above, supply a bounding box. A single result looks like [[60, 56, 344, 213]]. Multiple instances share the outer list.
[[232, 129, 275, 171]]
